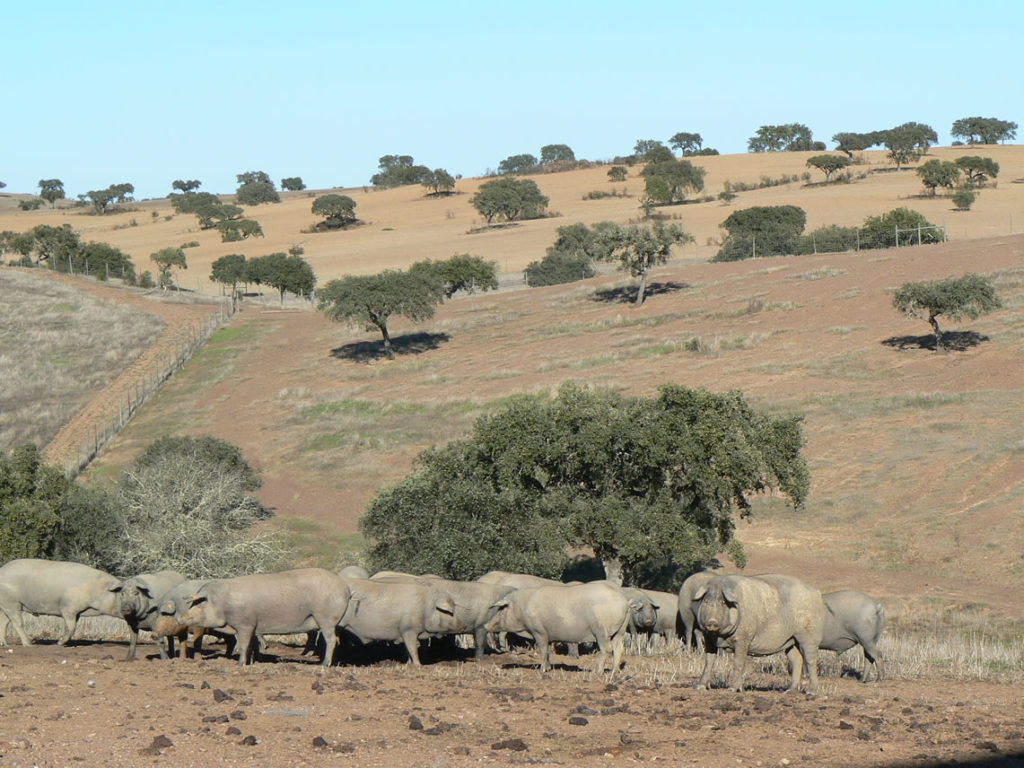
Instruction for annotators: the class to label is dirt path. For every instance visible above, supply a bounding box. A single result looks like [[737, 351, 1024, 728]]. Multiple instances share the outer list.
[[0, 640, 1020, 767], [39, 274, 226, 470]]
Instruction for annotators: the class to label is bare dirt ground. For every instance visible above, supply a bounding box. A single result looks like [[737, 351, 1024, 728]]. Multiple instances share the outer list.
[[1, 639, 1022, 768]]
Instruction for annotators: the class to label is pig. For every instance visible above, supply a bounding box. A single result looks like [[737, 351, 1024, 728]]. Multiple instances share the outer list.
[[821, 590, 886, 682], [484, 582, 639, 674], [116, 570, 186, 659], [0, 559, 124, 646], [337, 578, 462, 665], [693, 573, 825, 694], [177, 568, 352, 666]]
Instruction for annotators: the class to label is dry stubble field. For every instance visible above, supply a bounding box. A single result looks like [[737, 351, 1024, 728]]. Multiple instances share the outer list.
[[2, 148, 1023, 766]]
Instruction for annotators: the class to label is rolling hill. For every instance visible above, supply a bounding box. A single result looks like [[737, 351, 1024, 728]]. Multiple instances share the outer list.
[[3, 146, 1023, 619]]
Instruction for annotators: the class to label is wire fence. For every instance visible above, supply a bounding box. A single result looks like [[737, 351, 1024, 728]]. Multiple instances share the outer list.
[[62, 299, 234, 478]]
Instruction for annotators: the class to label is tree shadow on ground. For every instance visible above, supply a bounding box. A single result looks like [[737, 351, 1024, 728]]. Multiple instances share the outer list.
[[330, 332, 451, 363], [881, 330, 988, 352], [591, 281, 690, 304]]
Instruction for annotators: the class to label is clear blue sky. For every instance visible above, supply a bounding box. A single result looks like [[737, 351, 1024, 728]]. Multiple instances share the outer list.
[[2, 0, 1021, 200]]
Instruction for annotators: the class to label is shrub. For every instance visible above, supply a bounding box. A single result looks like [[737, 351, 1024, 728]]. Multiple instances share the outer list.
[[0, 444, 117, 570], [712, 205, 807, 262], [796, 224, 860, 254], [952, 187, 976, 211], [862, 207, 944, 248], [524, 250, 596, 287], [110, 436, 285, 578]]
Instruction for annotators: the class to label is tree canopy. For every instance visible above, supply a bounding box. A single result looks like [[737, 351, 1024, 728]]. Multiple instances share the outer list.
[[280, 176, 305, 191], [409, 254, 498, 298], [524, 222, 611, 287], [371, 155, 432, 188], [831, 131, 884, 157], [217, 218, 264, 242], [210, 253, 248, 296], [862, 207, 943, 248], [641, 158, 706, 204], [37, 179, 65, 208], [0, 444, 114, 568], [246, 252, 316, 303], [422, 168, 456, 195], [539, 144, 575, 166], [361, 383, 809, 586], [311, 194, 358, 228], [916, 159, 961, 196], [747, 123, 817, 152], [171, 179, 201, 193], [86, 183, 134, 214], [713, 205, 807, 262], [594, 221, 693, 304], [498, 153, 539, 175], [235, 172, 280, 205], [470, 177, 548, 224], [955, 156, 999, 185], [170, 191, 242, 229], [950, 117, 1017, 145], [317, 269, 445, 359], [883, 122, 938, 168], [150, 247, 187, 288], [893, 274, 1001, 350], [669, 132, 703, 155], [806, 154, 851, 182]]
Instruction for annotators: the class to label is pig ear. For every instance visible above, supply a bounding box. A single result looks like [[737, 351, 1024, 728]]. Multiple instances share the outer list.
[[137, 585, 153, 598], [109, 584, 123, 593], [188, 594, 208, 608], [628, 598, 645, 612], [722, 584, 739, 606], [435, 599, 455, 617], [490, 599, 510, 612], [693, 586, 708, 601]]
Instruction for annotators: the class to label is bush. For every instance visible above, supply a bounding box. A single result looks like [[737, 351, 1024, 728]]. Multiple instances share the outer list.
[[712, 205, 807, 262], [0, 444, 117, 570], [796, 225, 860, 254], [952, 187, 976, 211], [235, 181, 280, 205], [862, 207, 944, 248], [138, 271, 156, 288], [111, 436, 285, 578], [18, 199, 45, 211], [524, 250, 596, 287]]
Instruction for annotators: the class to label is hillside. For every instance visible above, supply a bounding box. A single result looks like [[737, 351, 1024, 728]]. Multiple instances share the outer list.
[[4, 146, 1023, 292], [3, 148, 1023, 620]]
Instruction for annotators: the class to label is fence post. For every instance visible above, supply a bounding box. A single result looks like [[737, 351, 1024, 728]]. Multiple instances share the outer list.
[[917, 224, 922, 245], [895, 225, 899, 248]]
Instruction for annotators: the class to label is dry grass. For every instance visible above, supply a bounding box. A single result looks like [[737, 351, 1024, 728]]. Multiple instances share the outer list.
[[0, 270, 164, 451]]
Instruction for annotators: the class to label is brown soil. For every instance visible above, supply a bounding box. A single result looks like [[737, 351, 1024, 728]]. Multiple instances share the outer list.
[[1, 640, 1021, 768]]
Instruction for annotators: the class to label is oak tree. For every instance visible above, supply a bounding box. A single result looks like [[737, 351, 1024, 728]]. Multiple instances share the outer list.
[[893, 274, 1001, 350], [317, 268, 445, 359]]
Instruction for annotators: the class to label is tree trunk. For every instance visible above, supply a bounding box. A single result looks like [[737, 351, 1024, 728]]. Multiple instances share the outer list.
[[380, 323, 395, 360], [602, 556, 624, 586], [929, 313, 944, 351], [635, 271, 648, 305]]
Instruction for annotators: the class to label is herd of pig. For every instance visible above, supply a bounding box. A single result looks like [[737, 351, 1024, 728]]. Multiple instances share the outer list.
[[0, 558, 885, 694]]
